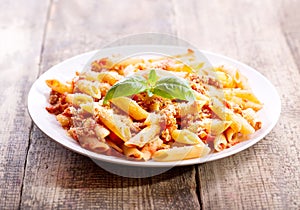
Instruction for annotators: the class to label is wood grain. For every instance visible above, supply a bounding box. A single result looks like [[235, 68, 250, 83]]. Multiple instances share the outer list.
[[279, 0, 300, 72], [173, 0, 300, 209], [20, 0, 199, 209], [22, 127, 199, 209], [1, 0, 300, 209], [0, 0, 50, 209]]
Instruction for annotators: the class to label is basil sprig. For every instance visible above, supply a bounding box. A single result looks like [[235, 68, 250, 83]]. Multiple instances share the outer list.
[[103, 70, 195, 104]]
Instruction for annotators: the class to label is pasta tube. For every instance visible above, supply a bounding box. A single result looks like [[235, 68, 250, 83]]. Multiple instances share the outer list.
[[225, 127, 238, 144], [210, 97, 242, 132], [224, 89, 262, 104], [95, 106, 131, 141], [214, 134, 227, 152], [200, 119, 232, 135], [124, 125, 161, 148], [111, 97, 149, 120], [229, 96, 262, 111], [78, 137, 110, 153], [76, 80, 102, 99], [65, 93, 93, 106], [193, 90, 210, 102], [46, 79, 73, 94], [122, 145, 150, 161], [82, 71, 122, 85], [242, 108, 262, 130], [153, 143, 210, 162], [171, 129, 202, 145], [215, 71, 235, 88], [95, 124, 110, 140]]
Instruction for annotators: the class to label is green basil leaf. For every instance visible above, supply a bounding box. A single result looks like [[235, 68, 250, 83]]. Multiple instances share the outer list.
[[148, 69, 158, 86], [103, 75, 147, 104], [156, 76, 191, 88], [153, 76, 195, 101]]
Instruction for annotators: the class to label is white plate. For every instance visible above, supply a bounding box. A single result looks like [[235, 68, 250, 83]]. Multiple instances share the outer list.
[[27, 45, 281, 167]]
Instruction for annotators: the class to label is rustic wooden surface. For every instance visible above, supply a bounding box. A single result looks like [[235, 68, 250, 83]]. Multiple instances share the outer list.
[[0, 0, 299, 209]]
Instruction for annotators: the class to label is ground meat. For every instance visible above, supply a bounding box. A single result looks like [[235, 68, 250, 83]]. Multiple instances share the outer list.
[[133, 93, 167, 113], [201, 104, 213, 119], [46, 91, 69, 115], [187, 74, 207, 94], [71, 117, 97, 139], [49, 92, 59, 105], [187, 73, 222, 92], [161, 129, 172, 142], [159, 103, 178, 142]]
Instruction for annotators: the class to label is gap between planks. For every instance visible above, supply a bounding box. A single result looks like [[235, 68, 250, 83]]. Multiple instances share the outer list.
[[18, 0, 54, 209]]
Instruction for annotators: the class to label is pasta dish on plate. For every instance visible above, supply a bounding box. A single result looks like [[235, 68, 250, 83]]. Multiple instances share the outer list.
[[45, 49, 262, 161]]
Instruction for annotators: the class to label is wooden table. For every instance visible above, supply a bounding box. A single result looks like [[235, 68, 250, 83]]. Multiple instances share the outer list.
[[1, 0, 299, 209]]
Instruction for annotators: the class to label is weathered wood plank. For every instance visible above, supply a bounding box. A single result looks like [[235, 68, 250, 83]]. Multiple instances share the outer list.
[[173, 0, 300, 209], [22, 126, 199, 209], [279, 0, 300, 72], [20, 0, 200, 209], [0, 1, 50, 209]]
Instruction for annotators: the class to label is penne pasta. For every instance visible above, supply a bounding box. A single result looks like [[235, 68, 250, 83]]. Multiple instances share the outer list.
[[76, 80, 102, 99], [153, 143, 210, 162], [95, 124, 110, 140], [224, 89, 262, 104], [95, 106, 131, 141], [80, 102, 98, 114], [56, 114, 70, 127], [171, 129, 202, 145], [106, 139, 123, 153], [141, 137, 163, 155], [114, 57, 145, 68], [242, 108, 262, 130], [193, 90, 210, 102], [228, 96, 262, 111], [200, 119, 232, 136], [167, 63, 194, 73], [225, 127, 239, 144], [122, 145, 149, 161], [78, 136, 110, 153], [111, 97, 149, 120], [210, 97, 242, 132], [144, 113, 161, 126], [124, 125, 161, 148], [46, 79, 73, 94], [216, 65, 250, 89], [238, 114, 256, 135], [179, 101, 203, 117], [236, 72, 251, 90], [215, 71, 235, 88], [82, 71, 123, 85], [214, 134, 227, 152], [65, 93, 93, 106]]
